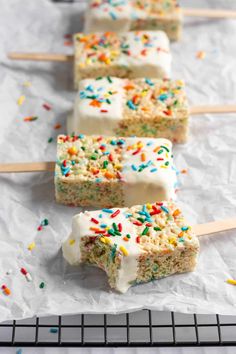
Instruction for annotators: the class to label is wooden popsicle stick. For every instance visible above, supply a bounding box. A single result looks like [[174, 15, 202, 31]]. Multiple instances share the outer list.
[[193, 218, 236, 237], [8, 52, 74, 62], [182, 8, 236, 19], [190, 105, 236, 115], [0, 162, 55, 173]]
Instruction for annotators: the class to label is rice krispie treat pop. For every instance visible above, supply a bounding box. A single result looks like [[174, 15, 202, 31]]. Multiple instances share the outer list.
[[55, 135, 177, 208], [63, 200, 199, 293], [74, 31, 171, 89], [84, 0, 182, 41], [69, 77, 189, 143]]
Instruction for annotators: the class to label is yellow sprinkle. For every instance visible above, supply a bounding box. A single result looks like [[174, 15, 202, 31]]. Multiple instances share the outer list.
[[196, 51, 206, 60], [161, 165, 167, 169], [68, 146, 78, 155], [227, 279, 236, 285], [100, 237, 111, 244], [28, 242, 36, 251], [119, 245, 129, 256], [114, 164, 122, 170], [169, 237, 177, 246], [69, 239, 75, 245], [146, 203, 152, 210], [23, 81, 32, 87], [17, 95, 25, 106]]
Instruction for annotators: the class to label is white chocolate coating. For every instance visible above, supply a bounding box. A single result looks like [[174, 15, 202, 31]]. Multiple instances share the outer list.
[[84, 0, 132, 33], [117, 31, 171, 78], [72, 77, 125, 135], [63, 209, 141, 293], [122, 137, 177, 206]]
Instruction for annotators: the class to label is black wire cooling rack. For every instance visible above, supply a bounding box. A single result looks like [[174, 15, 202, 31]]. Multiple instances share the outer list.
[[1, 310, 236, 347]]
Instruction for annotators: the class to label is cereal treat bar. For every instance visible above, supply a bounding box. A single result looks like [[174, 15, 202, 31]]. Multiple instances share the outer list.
[[62, 201, 199, 293], [55, 135, 177, 207], [73, 31, 171, 89], [70, 77, 189, 143], [84, 0, 182, 41]]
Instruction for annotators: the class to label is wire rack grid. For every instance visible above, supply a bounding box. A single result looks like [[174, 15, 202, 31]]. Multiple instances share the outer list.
[[1, 311, 236, 347]]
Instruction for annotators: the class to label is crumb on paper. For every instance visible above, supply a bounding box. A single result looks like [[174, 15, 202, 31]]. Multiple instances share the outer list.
[[196, 51, 206, 60]]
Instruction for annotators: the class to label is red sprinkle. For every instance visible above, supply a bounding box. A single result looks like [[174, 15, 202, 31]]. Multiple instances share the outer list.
[[63, 160, 67, 167], [64, 40, 73, 46], [157, 158, 164, 161], [111, 209, 120, 218], [108, 154, 113, 162], [133, 221, 142, 226], [97, 136, 103, 142], [132, 148, 141, 155], [21, 268, 27, 275], [100, 109, 108, 113], [37, 225, 43, 231], [54, 123, 61, 130], [43, 103, 52, 111], [118, 223, 122, 232], [136, 236, 141, 244], [91, 218, 99, 224], [156, 202, 163, 206], [64, 33, 72, 39]]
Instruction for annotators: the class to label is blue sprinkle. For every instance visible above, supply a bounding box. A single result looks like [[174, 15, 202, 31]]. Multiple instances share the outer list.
[[103, 151, 110, 155], [110, 140, 117, 145], [158, 93, 169, 102], [100, 224, 107, 228], [179, 237, 185, 243], [95, 178, 102, 183], [146, 160, 152, 167], [78, 134, 84, 139], [161, 206, 169, 214], [50, 328, 58, 334], [131, 165, 137, 171], [85, 85, 94, 92], [109, 11, 117, 20], [79, 91, 87, 99], [147, 141, 154, 146], [125, 213, 132, 218], [127, 100, 137, 110], [181, 226, 189, 231], [16, 350, 22, 354], [145, 78, 154, 86], [99, 214, 103, 218], [61, 166, 70, 175], [117, 139, 125, 145], [102, 208, 113, 213], [150, 168, 158, 173], [97, 87, 104, 92]]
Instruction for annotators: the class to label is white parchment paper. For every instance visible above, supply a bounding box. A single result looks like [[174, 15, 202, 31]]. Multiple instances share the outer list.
[[0, 0, 236, 322]]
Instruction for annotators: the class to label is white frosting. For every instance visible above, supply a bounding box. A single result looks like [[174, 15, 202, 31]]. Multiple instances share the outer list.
[[62, 209, 142, 293], [72, 78, 125, 135], [118, 31, 171, 78], [84, 0, 132, 33], [121, 137, 177, 206]]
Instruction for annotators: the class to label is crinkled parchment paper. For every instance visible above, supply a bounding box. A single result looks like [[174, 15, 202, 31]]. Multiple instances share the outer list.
[[0, 0, 236, 322]]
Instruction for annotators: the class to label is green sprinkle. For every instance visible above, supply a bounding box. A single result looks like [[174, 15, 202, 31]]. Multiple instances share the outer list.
[[112, 222, 118, 231], [96, 77, 102, 80], [161, 145, 170, 152], [81, 146, 85, 151], [114, 231, 121, 236], [103, 160, 108, 168], [126, 234, 131, 239], [108, 229, 116, 236], [90, 155, 97, 160], [107, 76, 112, 83], [137, 217, 145, 223], [142, 226, 149, 236], [158, 149, 164, 154], [106, 99, 111, 104], [154, 227, 161, 231], [39, 282, 45, 289], [48, 137, 53, 143], [165, 161, 169, 166], [41, 219, 49, 226], [153, 264, 158, 271]]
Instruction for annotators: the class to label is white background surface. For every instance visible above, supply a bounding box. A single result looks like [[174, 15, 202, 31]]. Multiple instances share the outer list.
[[1, 0, 236, 352]]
